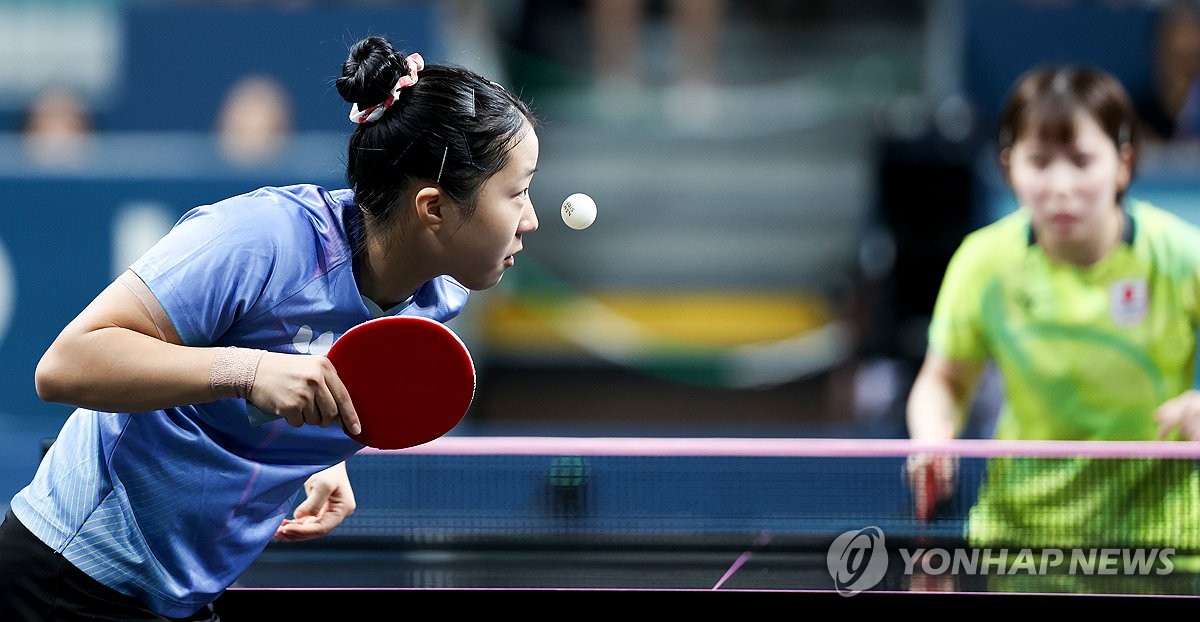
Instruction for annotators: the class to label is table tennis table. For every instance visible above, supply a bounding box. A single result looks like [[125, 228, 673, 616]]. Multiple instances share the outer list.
[[213, 436, 1200, 615]]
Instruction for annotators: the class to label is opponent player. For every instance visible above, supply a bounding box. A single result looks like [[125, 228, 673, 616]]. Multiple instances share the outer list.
[[0, 34, 539, 620], [906, 66, 1200, 552]]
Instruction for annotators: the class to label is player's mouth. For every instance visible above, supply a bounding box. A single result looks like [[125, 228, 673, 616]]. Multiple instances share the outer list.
[[504, 246, 523, 268]]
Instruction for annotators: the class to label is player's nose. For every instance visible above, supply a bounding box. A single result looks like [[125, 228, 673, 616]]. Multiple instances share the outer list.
[[519, 201, 538, 234], [1044, 160, 1078, 192]]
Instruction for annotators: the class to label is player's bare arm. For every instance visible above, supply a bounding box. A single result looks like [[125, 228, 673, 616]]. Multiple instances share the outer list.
[[904, 354, 982, 509], [906, 353, 986, 441], [1155, 389, 1200, 440], [34, 271, 217, 411], [35, 271, 353, 424]]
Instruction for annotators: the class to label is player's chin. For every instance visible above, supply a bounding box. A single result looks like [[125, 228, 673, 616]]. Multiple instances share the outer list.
[[457, 263, 509, 290]]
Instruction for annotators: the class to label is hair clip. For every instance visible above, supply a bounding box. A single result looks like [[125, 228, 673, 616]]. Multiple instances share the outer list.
[[436, 144, 449, 183]]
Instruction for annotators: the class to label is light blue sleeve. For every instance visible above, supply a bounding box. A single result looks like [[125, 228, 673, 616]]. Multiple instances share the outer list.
[[128, 196, 286, 346]]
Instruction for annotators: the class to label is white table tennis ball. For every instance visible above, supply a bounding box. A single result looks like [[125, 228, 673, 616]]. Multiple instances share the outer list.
[[561, 193, 597, 230]]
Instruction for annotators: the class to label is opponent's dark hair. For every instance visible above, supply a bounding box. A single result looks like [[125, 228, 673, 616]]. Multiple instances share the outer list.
[[336, 35, 536, 229]]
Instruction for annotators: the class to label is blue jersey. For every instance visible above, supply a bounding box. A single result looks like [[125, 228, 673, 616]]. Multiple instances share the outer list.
[[10, 184, 468, 616]]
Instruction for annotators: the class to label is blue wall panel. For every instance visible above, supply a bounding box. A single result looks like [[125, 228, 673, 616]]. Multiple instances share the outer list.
[[110, 4, 443, 132]]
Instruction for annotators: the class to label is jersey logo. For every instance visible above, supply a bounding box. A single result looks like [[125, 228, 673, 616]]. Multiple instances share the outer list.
[[293, 325, 336, 355], [1109, 278, 1148, 327]]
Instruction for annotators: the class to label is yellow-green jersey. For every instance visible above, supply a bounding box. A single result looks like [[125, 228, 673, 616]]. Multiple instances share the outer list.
[[927, 200, 1200, 552]]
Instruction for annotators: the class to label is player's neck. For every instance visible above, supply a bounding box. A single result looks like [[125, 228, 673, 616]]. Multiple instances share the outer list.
[[358, 237, 432, 309]]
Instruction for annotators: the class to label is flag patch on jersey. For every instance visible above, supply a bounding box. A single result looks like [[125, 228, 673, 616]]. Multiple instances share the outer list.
[[1109, 278, 1148, 326]]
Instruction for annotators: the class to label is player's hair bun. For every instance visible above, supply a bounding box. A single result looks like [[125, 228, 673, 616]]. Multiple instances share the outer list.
[[336, 35, 408, 111]]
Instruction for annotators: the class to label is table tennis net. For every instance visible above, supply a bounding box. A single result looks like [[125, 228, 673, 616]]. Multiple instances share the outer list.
[[325, 437, 1200, 552]]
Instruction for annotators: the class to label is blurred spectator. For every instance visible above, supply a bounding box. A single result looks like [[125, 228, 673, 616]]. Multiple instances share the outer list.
[[1149, 0, 1200, 140], [19, 86, 94, 169], [585, 0, 724, 130], [215, 74, 293, 167]]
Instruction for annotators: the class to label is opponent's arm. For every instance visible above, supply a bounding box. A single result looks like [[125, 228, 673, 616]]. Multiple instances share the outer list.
[[1155, 390, 1200, 441], [906, 353, 986, 441], [904, 353, 984, 507]]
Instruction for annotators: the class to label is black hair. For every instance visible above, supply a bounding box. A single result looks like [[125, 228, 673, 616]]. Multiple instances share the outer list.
[[336, 35, 536, 231]]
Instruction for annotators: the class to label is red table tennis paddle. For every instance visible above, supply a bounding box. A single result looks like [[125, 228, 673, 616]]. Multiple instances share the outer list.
[[910, 453, 958, 524], [915, 458, 937, 523], [328, 315, 475, 450]]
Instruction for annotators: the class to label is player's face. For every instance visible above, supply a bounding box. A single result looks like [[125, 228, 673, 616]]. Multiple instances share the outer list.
[[446, 121, 539, 290], [1007, 111, 1131, 260]]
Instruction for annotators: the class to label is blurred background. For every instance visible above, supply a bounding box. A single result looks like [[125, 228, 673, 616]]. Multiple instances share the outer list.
[[2, 0, 1200, 504]]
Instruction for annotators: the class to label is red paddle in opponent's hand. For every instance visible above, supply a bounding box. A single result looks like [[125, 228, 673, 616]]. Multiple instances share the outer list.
[[327, 315, 475, 449], [907, 452, 957, 524], [914, 456, 938, 523]]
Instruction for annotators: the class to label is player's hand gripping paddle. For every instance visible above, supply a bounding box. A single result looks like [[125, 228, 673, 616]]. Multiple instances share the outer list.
[[914, 456, 938, 523], [907, 452, 957, 524], [329, 316, 475, 449]]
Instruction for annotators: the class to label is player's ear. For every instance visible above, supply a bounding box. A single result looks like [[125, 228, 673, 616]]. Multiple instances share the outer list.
[[998, 147, 1012, 182], [414, 185, 446, 230], [1116, 142, 1134, 193]]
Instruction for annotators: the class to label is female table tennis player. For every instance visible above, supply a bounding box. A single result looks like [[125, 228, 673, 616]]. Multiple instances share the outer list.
[[0, 34, 539, 620], [906, 66, 1200, 554]]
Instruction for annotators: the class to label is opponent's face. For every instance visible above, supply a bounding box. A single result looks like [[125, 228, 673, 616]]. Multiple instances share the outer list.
[[1006, 112, 1131, 256], [445, 121, 539, 290]]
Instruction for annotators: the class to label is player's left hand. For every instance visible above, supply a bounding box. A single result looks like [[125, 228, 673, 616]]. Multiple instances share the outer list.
[[273, 461, 357, 542], [1154, 389, 1200, 441]]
